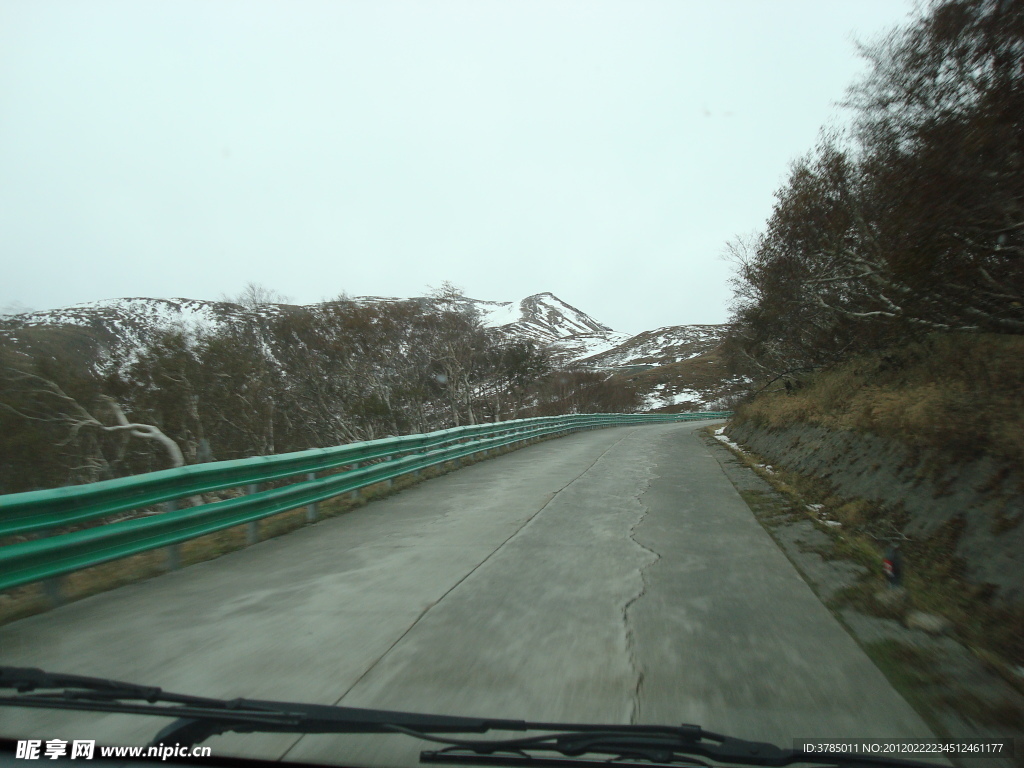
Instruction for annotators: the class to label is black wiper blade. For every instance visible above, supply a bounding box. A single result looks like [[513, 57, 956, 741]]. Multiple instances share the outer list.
[[1, 665, 163, 701], [418, 729, 938, 768], [422, 751, 706, 768], [0, 666, 530, 747], [1, 667, 939, 768], [416, 728, 790, 768], [1, 666, 312, 739]]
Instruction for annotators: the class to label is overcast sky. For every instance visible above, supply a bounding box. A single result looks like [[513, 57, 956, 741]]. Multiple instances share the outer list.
[[1, 0, 918, 334]]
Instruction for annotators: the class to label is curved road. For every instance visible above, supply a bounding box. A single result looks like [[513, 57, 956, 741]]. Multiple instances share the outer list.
[[0, 421, 935, 766]]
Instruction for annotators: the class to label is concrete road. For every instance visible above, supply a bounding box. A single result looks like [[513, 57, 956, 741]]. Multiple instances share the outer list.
[[0, 422, 936, 766]]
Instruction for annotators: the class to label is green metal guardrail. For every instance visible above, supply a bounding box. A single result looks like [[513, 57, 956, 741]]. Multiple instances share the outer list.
[[0, 412, 730, 591]]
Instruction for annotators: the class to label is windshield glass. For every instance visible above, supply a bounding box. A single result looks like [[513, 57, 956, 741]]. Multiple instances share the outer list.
[[1, 2, 1021, 768]]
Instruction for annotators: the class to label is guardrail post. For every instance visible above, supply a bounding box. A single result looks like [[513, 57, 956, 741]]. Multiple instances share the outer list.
[[42, 577, 64, 607], [305, 472, 318, 522], [164, 499, 181, 570], [350, 463, 360, 501], [246, 484, 259, 544]]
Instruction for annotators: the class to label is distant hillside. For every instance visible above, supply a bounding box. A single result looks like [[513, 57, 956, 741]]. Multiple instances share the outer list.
[[621, 347, 749, 412], [1, 292, 740, 410], [0, 292, 620, 362], [440, 291, 632, 364], [578, 324, 729, 368], [0, 297, 261, 368]]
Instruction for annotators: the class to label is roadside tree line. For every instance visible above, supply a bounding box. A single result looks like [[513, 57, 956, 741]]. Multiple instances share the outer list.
[[0, 290, 641, 493], [726, 0, 1023, 383]]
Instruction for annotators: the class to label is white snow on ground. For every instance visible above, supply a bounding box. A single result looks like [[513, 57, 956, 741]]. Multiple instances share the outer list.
[[477, 301, 521, 328], [7, 293, 627, 363], [671, 389, 702, 405], [566, 332, 632, 361], [512, 294, 610, 339], [14, 298, 225, 334], [642, 387, 708, 411], [347, 292, 613, 347], [659, 389, 701, 408], [712, 425, 744, 453], [713, 429, 845, 530]]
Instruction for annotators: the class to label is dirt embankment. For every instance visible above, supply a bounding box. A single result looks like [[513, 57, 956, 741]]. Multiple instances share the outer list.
[[728, 334, 1024, 608], [706, 429, 1024, 762], [725, 419, 1024, 606], [723, 334, 1024, 675]]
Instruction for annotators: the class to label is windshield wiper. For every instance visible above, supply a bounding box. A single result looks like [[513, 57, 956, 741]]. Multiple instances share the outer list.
[[1, 666, 937, 768], [0, 666, 528, 746]]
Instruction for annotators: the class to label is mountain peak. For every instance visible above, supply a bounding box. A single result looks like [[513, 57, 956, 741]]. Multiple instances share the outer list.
[[1, 292, 738, 411], [514, 293, 612, 337]]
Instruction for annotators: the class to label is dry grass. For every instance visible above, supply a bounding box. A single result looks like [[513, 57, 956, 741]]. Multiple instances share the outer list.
[[0, 583, 50, 625], [729, 333, 1024, 662], [62, 552, 168, 601], [735, 333, 1024, 470]]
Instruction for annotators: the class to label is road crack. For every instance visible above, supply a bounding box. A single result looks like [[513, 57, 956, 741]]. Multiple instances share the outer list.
[[623, 472, 661, 724], [279, 429, 652, 761], [279, 454, 616, 762]]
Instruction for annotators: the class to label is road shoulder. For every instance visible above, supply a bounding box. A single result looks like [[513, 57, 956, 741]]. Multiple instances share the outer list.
[[701, 427, 1022, 768], [628, 422, 938, 745]]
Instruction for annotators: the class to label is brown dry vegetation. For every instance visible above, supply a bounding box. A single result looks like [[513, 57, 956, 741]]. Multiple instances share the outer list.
[[620, 347, 748, 413], [734, 334, 1024, 470]]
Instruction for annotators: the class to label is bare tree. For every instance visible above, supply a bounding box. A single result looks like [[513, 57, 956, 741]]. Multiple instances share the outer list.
[[726, 0, 1024, 386], [0, 365, 184, 483]]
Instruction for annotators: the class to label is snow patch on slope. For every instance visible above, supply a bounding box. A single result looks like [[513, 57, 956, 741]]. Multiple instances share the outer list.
[[643, 383, 707, 411], [5, 293, 730, 385], [478, 301, 521, 328], [579, 324, 730, 368]]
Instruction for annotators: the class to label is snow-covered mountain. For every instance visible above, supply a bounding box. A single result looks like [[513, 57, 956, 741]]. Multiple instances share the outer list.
[[2, 298, 247, 352], [577, 324, 730, 368], [1, 292, 642, 363], [1, 293, 737, 409], [470, 292, 633, 363]]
